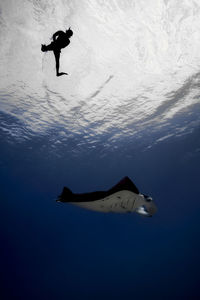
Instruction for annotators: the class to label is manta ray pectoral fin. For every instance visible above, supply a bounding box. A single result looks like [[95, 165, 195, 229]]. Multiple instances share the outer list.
[[57, 186, 74, 202], [108, 176, 140, 195]]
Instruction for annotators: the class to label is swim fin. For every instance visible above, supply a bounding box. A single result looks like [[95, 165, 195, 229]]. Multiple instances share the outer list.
[[41, 44, 48, 52]]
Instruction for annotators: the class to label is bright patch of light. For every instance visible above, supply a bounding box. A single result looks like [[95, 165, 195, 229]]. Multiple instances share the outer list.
[[0, 0, 200, 151]]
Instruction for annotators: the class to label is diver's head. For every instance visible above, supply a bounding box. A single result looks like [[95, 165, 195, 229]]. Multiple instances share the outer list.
[[66, 27, 73, 38]]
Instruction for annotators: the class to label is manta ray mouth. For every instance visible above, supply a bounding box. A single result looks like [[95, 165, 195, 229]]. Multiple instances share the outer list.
[[136, 205, 152, 217]]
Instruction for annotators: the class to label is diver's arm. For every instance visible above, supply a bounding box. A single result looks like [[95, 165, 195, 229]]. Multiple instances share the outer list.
[[52, 31, 64, 41]]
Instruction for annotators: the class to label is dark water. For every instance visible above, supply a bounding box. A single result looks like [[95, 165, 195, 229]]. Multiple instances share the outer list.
[[1, 112, 200, 299]]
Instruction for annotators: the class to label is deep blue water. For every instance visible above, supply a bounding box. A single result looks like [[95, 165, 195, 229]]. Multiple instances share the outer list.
[[1, 112, 200, 300]]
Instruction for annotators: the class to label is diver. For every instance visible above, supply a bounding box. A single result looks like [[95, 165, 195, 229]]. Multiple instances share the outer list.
[[41, 28, 73, 76]]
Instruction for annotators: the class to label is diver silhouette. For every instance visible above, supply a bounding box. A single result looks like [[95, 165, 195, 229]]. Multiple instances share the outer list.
[[41, 28, 73, 76]]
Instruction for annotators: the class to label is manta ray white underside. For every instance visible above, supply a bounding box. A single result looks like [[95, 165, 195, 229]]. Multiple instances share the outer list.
[[71, 190, 157, 216]]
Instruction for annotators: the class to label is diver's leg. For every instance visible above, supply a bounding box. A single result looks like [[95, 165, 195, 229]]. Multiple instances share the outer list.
[[54, 50, 68, 76], [54, 50, 60, 76]]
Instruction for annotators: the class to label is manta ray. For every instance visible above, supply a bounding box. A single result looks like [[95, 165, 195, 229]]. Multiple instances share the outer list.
[[57, 176, 157, 216]]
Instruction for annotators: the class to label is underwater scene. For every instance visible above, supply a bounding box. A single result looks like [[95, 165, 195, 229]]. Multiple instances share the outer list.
[[0, 1, 200, 299]]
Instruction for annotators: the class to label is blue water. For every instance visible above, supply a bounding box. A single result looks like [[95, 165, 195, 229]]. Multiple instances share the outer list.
[[1, 112, 200, 299]]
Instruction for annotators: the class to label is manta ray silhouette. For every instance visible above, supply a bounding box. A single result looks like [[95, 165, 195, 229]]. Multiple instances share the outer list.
[[57, 176, 157, 216]]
